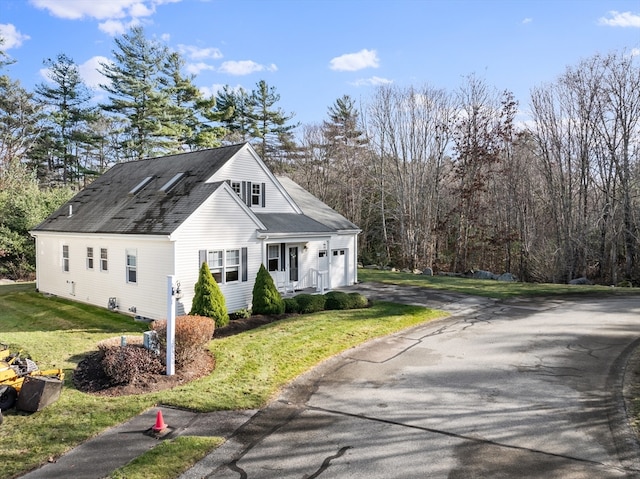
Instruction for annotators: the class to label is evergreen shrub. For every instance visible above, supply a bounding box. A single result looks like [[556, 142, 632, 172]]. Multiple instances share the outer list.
[[284, 297, 300, 314], [324, 291, 351, 310], [252, 264, 285, 315], [295, 293, 326, 314], [190, 262, 228, 327], [348, 292, 369, 309]]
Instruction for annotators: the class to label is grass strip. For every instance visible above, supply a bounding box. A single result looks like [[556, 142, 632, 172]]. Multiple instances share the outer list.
[[358, 268, 640, 299], [108, 436, 223, 479]]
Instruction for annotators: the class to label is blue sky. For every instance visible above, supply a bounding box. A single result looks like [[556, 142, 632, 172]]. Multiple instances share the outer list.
[[0, 0, 639, 126]]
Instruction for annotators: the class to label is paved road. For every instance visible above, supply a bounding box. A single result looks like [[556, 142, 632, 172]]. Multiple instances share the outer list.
[[182, 286, 640, 478]]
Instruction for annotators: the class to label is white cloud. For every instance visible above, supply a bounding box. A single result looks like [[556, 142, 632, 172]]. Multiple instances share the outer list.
[[98, 19, 129, 36], [218, 60, 277, 76], [186, 62, 215, 75], [329, 49, 379, 71], [0, 24, 30, 49], [630, 48, 640, 57], [351, 76, 393, 87], [30, 0, 137, 20], [178, 45, 223, 60], [522, 17, 533, 24], [598, 11, 640, 27], [79, 56, 112, 89]]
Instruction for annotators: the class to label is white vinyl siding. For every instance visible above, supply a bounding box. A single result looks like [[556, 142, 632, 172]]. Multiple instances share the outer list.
[[173, 187, 263, 313], [208, 147, 296, 213], [33, 232, 174, 320]]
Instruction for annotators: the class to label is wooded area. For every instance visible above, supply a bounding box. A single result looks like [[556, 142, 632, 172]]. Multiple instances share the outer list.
[[0, 27, 638, 285]]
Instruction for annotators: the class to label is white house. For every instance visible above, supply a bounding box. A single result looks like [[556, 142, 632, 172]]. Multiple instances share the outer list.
[[31, 143, 360, 320]]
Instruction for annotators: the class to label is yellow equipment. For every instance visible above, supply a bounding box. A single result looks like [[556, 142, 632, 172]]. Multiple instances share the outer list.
[[0, 343, 65, 415]]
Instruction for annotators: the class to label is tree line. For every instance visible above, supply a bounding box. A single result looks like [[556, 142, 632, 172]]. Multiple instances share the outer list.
[[0, 27, 638, 285]]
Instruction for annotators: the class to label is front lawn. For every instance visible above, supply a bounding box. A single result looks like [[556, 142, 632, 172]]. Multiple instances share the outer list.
[[0, 283, 444, 479]]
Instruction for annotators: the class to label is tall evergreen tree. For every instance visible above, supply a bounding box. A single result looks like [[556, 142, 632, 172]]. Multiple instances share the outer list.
[[249, 80, 298, 169], [99, 26, 173, 160], [33, 54, 97, 186], [215, 85, 255, 142]]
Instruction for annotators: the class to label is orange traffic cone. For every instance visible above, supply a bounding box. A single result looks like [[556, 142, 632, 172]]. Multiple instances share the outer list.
[[152, 410, 168, 432]]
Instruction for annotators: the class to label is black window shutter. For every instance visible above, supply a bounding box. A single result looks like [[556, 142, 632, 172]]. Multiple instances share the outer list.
[[280, 243, 286, 271], [246, 181, 252, 207], [241, 181, 247, 203], [241, 247, 248, 282], [261, 182, 266, 207], [199, 250, 207, 268]]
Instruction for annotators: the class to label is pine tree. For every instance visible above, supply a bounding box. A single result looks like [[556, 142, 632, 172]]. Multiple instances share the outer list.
[[99, 26, 173, 160], [190, 262, 229, 328], [34, 54, 97, 186], [252, 264, 285, 315], [249, 80, 298, 170]]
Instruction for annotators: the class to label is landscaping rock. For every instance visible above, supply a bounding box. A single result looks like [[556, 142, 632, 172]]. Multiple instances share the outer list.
[[472, 270, 498, 280], [497, 273, 517, 282], [569, 277, 592, 285], [422, 267, 433, 276]]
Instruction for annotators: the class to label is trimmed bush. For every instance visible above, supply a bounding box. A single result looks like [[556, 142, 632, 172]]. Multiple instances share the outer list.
[[101, 345, 164, 385], [348, 292, 369, 309], [295, 293, 326, 314], [190, 262, 229, 328], [324, 291, 351, 310], [152, 315, 215, 367], [252, 264, 285, 315], [284, 297, 300, 314]]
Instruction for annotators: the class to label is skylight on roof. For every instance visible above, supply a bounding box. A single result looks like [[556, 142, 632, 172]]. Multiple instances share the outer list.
[[159, 172, 185, 193], [129, 176, 153, 195]]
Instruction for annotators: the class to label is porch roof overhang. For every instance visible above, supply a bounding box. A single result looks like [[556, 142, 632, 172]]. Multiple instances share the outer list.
[[256, 231, 332, 242]]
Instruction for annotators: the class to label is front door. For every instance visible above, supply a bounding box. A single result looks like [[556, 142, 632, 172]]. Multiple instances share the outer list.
[[289, 247, 299, 282]]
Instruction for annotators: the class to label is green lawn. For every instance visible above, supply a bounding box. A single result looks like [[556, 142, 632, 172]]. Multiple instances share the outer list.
[[358, 268, 640, 299], [0, 282, 444, 479]]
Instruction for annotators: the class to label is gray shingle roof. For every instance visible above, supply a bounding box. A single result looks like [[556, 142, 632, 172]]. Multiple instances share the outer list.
[[276, 177, 360, 232], [32, 145, 360, 238], [32, 144, 245, 235]]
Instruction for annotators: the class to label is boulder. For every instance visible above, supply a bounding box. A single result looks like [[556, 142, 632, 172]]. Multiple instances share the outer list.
[[497, 273, 517, 282], [569, 277, 592, 285], [422, 267, 434, 276], [472, 270, 498, 280]]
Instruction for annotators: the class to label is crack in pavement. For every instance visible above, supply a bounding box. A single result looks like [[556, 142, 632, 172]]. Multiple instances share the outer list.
[[305, 404, 638, 476]]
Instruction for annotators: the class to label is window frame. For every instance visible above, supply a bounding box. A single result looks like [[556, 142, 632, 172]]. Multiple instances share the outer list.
[[251, 183, 262, 206], [225, 249, 240, 283], [100, 248, 108, 272], [86, 247, 94, 270], [267, 244, 280, 272], [62, 245, 69, 272], [207, 250, 224, 283], [126, 249, 137, 284]]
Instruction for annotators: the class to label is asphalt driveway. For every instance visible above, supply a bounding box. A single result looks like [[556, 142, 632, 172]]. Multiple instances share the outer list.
[[182, 285, 640, 478]]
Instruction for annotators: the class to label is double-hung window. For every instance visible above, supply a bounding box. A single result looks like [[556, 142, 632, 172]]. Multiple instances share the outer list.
[[201, 248, 247, 284], [86, 247, 94, 270], [267, 244, 280, 272], [225, 249, 240, 282], [207, 250, 223, 283], [251, 183, 262, 206], [62, 245, 69, 272], [231, 181, 241, 197], [100, 248, 108, 271], [126, 250, 137, 283]]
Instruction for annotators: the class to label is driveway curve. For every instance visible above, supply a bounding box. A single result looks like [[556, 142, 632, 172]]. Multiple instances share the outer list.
[[182, 285, 640, 479]]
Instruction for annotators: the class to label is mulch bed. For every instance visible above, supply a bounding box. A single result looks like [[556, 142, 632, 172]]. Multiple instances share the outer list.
[[73, 313, 293, 396]]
